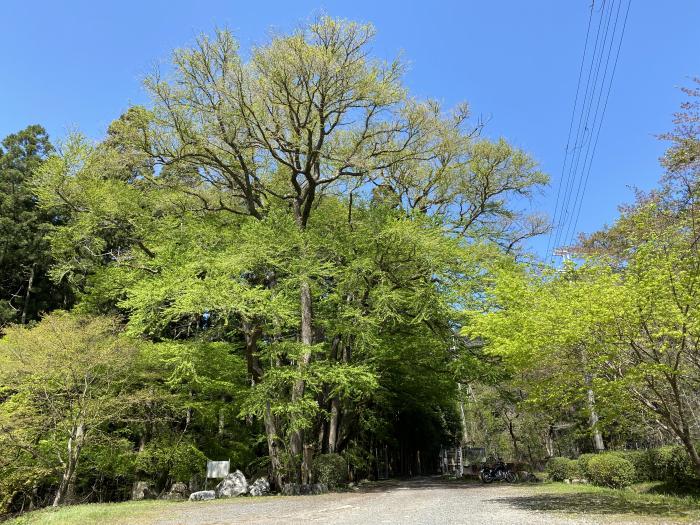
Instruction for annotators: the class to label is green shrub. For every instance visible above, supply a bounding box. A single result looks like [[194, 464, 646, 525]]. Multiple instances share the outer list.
[[577, 453, 597, 479], [586, 453, 636, 488], [546, 457, 577, 482], [313, 453, 347, 488], [0, 465, 55, 515], [135, 440, 206, 483], [566, 459, 581, 480], [617, 450, 655, 482], [648, 446, 699, 485]]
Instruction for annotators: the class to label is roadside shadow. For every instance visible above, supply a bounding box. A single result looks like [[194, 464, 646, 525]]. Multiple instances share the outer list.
[[495, 492, 695, 519], [356, 476, 491, 493]]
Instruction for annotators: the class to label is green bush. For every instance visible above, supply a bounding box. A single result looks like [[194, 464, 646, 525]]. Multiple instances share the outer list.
[[586, 453, 636, 488], [135, 440, 206, 483], [546, 457, 578, 482], [0, 465, 55, 515], [576, 453, 597, 480], [617, 450, 655, 482], [313, 453, 347, 488], [648, 446, 699, 485]]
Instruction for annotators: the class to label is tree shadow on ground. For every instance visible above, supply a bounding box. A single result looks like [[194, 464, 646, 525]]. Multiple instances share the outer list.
[[495, 491, 698, 519], [356, 476, 485, 493], [643, 482, 700, 499]]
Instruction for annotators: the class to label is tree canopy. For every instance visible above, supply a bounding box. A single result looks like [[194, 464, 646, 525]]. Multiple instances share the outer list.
[[1, 17, 698, 518]]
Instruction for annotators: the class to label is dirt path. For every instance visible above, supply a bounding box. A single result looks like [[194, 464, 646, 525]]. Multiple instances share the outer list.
[[149, 478, 686, 525]]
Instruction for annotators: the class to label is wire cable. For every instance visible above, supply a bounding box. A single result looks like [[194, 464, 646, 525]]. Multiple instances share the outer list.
[[550, 0, 612, 260], [544, 2, 595, 261], [566, 0, 632, 246]]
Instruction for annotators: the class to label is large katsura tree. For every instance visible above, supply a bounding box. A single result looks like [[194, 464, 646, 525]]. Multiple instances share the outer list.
[[35, 17, 546, 484]]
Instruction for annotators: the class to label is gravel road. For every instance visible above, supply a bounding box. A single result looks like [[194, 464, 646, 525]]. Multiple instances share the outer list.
[[149, 477, 682, 525]]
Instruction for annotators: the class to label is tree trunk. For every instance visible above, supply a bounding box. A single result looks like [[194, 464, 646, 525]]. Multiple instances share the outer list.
[[328, 397, 340, 453], [21, 264, 35, 325], [680, 434, 700, 478], [218, 396, 225, 436], [586, 386, 605, 452], [264, 400, 284, 490], [455, 447, 463, 478], [302, 444, 313, 484], [242, 320, 264, 381], [544, 424, 555, 458], [507, 418, 520, 459], [457, 383, 469, 446], [291, 280, 314, 478], [53, 423, 84, 507]]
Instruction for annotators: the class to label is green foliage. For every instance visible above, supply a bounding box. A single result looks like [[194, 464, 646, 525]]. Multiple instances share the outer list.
[[0, 463, 55, 515], [0, 125, 69, 324], [546, 457, 578, 482], [313, 454, 348, 488], [576, 453, 597, 480], [615, 451, 655, 483], [648, 446, 700, 485], [135, 440, 206, 483], [3, 16, 551, 516], [586, 454, 636, 489]]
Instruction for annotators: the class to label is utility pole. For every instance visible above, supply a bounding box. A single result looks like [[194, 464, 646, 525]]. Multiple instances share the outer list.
[[553, 248, 605, 453]]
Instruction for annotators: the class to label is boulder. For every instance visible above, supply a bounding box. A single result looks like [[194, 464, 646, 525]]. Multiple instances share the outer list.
[[131, 481, 156, 501], [248, 477, 271, 497], [282, 483, 300, 496], [189, 490, 216, 501], [308, 483, 328, 495], [282, 482, 328, 496], [162, 481, 190, 500], [215, 470, 248, 498]]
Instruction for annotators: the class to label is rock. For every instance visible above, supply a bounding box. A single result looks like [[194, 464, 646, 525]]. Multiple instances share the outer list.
[[248, 477, 271, 497], [162, 481, 190, 500], [215, 470, 248, 498], [282, 483, 300, 496], [309, 483, 328, 495], [131, 481, 156, 501], [189, 490, 216, 501]]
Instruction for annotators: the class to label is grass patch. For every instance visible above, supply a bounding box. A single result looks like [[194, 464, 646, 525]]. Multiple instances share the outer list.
[[4, 499, 183, 525], [501, 481, 700, 522]]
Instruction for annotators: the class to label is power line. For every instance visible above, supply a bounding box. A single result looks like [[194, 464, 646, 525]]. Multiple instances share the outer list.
[[549, 0, 612, 261], [562, 0, 622, 246], [544, 3, 595, 261], [565, 0, 632, 247]]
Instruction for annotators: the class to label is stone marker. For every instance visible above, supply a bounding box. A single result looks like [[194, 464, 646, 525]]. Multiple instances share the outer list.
[[248, 477, 271, 497], [131, 481, 156, 500], [163, 481, 190, 500], [189, 490, 216, 501], [215, 470, 248, 498]]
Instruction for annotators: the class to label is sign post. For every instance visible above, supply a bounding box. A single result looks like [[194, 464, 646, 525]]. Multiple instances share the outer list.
[[205, 460, 230, 489]]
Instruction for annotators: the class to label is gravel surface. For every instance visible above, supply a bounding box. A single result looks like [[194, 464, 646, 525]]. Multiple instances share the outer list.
[[148, 478, 678, 525]]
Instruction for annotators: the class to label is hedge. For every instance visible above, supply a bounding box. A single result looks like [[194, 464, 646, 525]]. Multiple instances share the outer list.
[[313, 453, 347, 488], [546, 457, 579, 482], [586, 454, 636, 488]]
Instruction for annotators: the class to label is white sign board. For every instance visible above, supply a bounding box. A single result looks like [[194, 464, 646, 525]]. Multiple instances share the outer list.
[[206, 460, 230, 479]]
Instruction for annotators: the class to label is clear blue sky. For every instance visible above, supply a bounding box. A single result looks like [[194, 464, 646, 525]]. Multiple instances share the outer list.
[[2, 1, 698, 258]]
